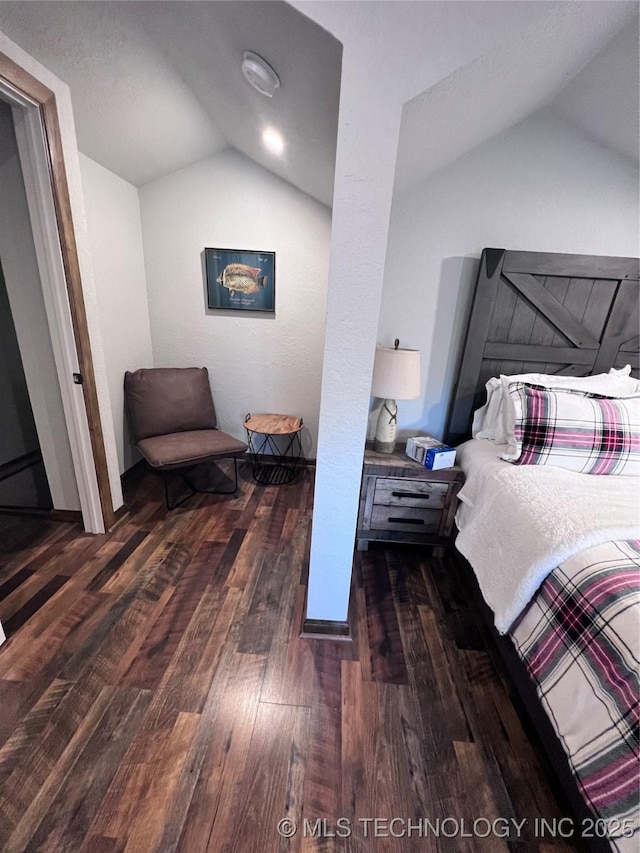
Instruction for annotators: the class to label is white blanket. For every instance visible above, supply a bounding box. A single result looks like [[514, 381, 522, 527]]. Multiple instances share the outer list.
[[454, 440, 640, 634]]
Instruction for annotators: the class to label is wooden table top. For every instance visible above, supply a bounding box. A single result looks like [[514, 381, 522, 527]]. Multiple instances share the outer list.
[[244, 413, 303, 435], [363, 442, 463, 480]]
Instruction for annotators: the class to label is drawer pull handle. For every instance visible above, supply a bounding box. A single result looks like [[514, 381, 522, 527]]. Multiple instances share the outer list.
[[388, 516, 425, 525], [392, 491, 429, 500]]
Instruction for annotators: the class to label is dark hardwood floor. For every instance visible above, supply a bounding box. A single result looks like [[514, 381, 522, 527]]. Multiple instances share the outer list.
[[0, 463, 578, 852]]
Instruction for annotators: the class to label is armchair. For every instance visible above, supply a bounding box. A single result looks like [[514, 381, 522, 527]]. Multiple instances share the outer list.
[[124, 367, 246, 509]]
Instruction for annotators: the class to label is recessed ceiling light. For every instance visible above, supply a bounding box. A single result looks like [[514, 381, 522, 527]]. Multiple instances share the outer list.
[[262, 127, 285, 156]]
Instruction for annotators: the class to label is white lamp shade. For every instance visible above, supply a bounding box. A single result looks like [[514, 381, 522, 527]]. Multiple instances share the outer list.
[[371, 346, 421, 400]]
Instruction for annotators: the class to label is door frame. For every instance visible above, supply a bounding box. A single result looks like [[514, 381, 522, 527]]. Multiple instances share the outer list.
[[0, 51, 115, 532]]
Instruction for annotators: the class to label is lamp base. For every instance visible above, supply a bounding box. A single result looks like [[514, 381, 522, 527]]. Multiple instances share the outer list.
[[374, 399, 397, 454]]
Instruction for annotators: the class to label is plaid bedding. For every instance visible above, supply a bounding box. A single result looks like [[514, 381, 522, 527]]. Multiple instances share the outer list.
[[510, 540, 640, 852], [504, 383, 640, 475]]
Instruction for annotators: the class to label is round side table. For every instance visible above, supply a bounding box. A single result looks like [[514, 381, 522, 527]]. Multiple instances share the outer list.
[[244, 413, 303, 485]]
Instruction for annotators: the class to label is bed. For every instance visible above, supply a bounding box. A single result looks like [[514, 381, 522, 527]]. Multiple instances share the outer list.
[[446, 248, 640, 853]]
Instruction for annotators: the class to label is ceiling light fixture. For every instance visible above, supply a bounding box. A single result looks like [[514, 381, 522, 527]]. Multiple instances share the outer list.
[[262, 127, 285, 156], [241, 51, 280, 98]]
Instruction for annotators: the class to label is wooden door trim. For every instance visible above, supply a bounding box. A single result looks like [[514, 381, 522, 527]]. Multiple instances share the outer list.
[[0, 50, 115, 531]]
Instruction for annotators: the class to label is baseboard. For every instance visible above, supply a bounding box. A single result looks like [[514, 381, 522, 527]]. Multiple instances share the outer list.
[[299, 556, 353, 641], [0, 505, 81, 524], [50, 509, 83, 523], [2, 491, 125, 530], [0, 505, 50, 519], [109, 460, 147, 530], [0, 449, 43, 483], [300, 618, 351, 641]]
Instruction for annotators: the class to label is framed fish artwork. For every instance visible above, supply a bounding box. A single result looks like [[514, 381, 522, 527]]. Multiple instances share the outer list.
[[205, 248, 275, 313]]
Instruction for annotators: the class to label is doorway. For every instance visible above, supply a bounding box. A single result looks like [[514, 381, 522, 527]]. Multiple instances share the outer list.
[[0, 49, 118, 534], [0, 258, 52, 512], [0, 96, 81, 520]]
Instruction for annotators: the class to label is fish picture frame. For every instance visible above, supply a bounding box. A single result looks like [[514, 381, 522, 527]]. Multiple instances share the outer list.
[[205, 248, 275, 313]]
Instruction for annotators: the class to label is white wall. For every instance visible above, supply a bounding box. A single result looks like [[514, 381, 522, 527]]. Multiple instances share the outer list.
[[378, 108, 640, 442], [0, 100, 80, 510], [79, 155, 153, 474], [139, 148, 331, 457]]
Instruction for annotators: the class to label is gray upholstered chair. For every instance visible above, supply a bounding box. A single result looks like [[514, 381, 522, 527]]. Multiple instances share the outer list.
[[124, 367, 246, 508]]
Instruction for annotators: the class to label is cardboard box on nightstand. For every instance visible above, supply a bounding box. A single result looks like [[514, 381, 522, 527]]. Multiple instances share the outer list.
[[405, 435, 456, 470]]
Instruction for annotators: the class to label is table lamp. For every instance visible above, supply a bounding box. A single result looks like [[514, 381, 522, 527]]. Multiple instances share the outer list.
[[371, 339, 421, 453]]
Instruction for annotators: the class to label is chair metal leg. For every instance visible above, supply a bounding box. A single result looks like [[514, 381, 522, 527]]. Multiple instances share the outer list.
[[163, 457, 240, 510], [164, 472, 196, 510], [216, 457, 239, 494], [184, 457, 239, 496]]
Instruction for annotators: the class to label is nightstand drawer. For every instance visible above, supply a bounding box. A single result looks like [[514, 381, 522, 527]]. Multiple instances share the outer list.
[[356, 443, 464, 552], [370, 505, 441, 533], [373, 477, 448, 509]]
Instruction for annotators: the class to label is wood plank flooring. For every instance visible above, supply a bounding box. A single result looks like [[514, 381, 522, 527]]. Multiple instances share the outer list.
[[0, 463, 579, 852]]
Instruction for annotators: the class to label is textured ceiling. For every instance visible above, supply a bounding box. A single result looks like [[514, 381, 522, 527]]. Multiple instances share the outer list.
[[0, 1, 342, 205], [550, 20, 639, 166], [393, 2, 639, 196], [0, 2, 636, 207]]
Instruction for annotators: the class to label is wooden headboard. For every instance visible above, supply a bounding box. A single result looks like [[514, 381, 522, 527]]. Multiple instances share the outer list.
[[446, 248, 640, 445]]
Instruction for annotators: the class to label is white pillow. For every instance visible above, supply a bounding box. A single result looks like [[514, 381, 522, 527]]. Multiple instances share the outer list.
[[472, 376, 507, 440], [472, 366, 638, 453]]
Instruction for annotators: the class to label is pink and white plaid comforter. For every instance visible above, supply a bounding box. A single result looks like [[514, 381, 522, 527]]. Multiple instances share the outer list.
[[511, 539, 640, 852]]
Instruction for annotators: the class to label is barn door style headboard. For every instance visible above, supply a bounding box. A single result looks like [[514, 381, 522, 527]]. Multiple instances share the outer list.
[[446, 248, 640, 446]]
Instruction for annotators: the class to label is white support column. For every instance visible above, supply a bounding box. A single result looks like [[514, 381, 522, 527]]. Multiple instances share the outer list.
[[305, 62, 403, 622]]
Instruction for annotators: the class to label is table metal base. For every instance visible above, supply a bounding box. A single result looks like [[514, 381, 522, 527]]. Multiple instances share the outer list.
[[244, 416, 303, 485]]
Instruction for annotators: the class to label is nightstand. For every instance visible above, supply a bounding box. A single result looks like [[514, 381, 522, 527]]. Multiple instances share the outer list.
[[356, 442, 464, 554]]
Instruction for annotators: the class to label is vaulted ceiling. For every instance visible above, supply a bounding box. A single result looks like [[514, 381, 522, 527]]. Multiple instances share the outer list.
[[549, 20, 639, 166], [0, 1, 342, 205], [394, 2, 639, 196], [0, 1, 636, 208]]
